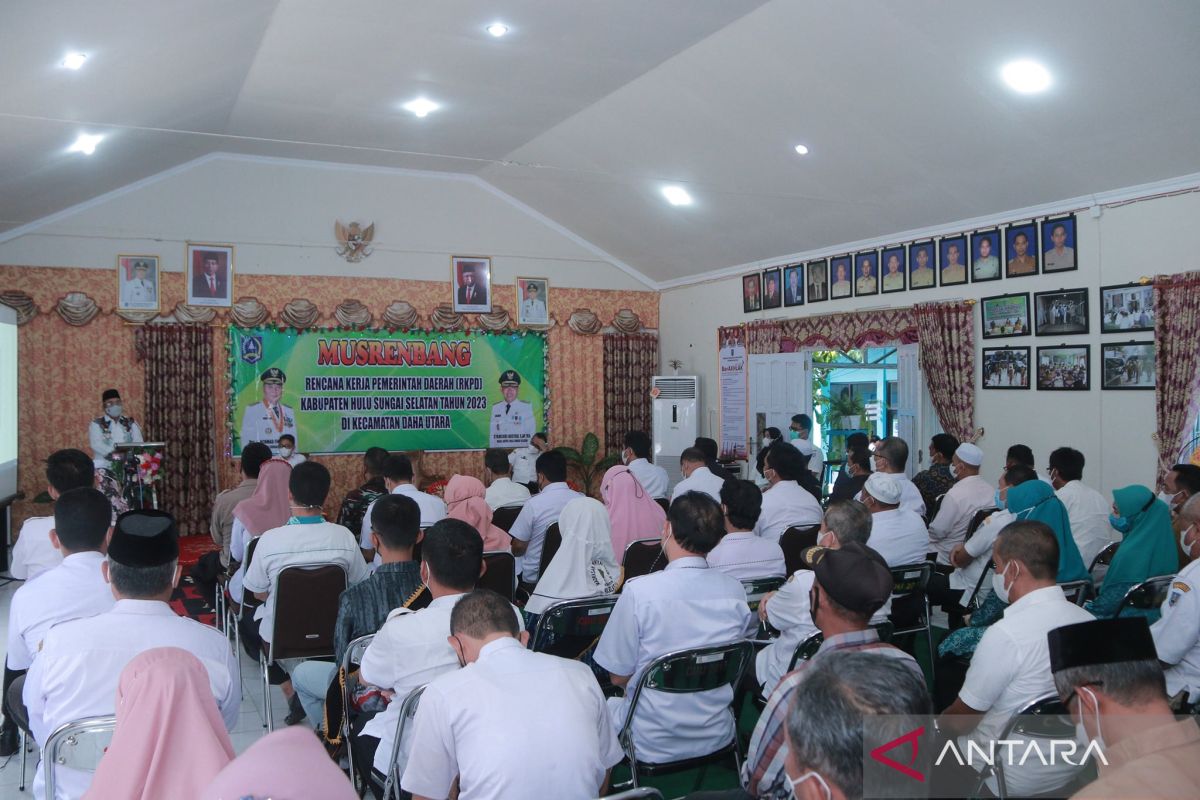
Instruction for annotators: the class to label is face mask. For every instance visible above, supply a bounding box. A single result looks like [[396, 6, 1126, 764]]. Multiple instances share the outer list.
[[1109, 514, 1132, 533], [621, 450, 630, 465], [788, 770, 832, 800], [950, 464, 959, 478], [1180, 524, 1197, 560], [789, 430, 800, 441], [105, 403, 123, 418], [279, 447, 293, 457], [1072, 687, 1106, 751], [992, 561, 1016, 604], [1159, 491, 1179, 508], [994, 489, 1005, 510], [762, 437, 773, 447]]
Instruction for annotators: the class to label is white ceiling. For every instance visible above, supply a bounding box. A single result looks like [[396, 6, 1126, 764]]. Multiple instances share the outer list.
[[2, 0, 1199, 285]]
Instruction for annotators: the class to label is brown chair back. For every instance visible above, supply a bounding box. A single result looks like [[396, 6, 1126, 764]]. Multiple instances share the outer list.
[[267, 564, 347, 662], [480, 551, 517, 602], [621, 538, 666, 584], [537, 523, 563, 579], [779, 524, 821, 575], [654, 497, 670, 513], [492, 505, 523, 532]]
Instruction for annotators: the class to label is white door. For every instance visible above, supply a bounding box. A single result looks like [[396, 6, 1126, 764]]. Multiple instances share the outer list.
[[749, 352, 811, 457], [895, 344, 921, 478]]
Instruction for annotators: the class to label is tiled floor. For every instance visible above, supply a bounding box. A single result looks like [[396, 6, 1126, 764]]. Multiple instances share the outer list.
[[0, 575, 296, 797]]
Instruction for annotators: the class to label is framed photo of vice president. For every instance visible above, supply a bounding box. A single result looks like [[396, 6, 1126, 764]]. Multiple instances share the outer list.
[[1005, 222, 1040, 279], [970, 229, 1002, 283], [783, 264, 805, 307], [1041, 214, 1078, 273], [452, 256, 492, 313], [117, 254, 160, 312], [880, 246, 906, 294], [938, 235, 968, 286], [806, 260, 828, 303], [761, 267, 783, 310], [907, 240, 936, 290], [186, 243, 234, 307]]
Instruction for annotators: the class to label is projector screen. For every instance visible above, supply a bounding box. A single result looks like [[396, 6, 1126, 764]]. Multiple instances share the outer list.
[[0, 305, 16, 499]]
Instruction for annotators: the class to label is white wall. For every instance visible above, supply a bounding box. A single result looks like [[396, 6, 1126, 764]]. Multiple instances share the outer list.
[[660, 190, 1200, 495], [0, 154, 652, 292]]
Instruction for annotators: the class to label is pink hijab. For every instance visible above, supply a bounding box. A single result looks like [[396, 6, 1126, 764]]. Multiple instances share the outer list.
[[199, 727, 357, 800], [445, 474, 511, 551], [601, 464, 667, 560], [232, 458, 292, 536], [84, 647, 234, 800]]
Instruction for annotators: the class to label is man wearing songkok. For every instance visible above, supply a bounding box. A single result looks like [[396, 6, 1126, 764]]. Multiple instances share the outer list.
[[1051, 617, 1200, 798], [1151, 494, 1200, 707], [24, 509, 239, 800], [706, 479, 786, 580], [928, 442, 995, 565], [860, 471, 929, 566]]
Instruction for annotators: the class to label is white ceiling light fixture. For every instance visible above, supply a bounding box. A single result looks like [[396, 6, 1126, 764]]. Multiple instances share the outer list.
[[486, 22, 510, 37], [661, 185, 693, 207], [61, 52, 88, 70], [794, 144, 810, 156], [67, 133, 103, 155], [1001, 60, 1052, 94], [401, 97, 440, 118]]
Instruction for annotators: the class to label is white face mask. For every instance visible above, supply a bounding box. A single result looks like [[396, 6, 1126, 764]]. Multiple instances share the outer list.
[[950, 464, 959, 478], [1180, 523, 1197, 561], [992, 560, 1017, 604], [105, 403, 123, 418], [762, 436, 773, 447], [1073, 686, 1106, 751], [788, 770, 832, 800], [279, 447, 293, 457], [1159, 490, 1180, 508]]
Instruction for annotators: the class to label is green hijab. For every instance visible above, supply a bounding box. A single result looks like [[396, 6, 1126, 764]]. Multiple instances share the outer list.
[[1105, 485, 1178, 586], [1005, 479, 1088, 582]]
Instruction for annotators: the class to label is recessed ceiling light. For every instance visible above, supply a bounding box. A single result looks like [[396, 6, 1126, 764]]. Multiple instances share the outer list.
[[68, 133, 103, 155], [1001, 60, 1052, 94], [62, 52, 88, 70], [661, 186, 693, 206], [794, 144, 810, 156], [486, 22, 509, 37], [402, 97, 440, 118]]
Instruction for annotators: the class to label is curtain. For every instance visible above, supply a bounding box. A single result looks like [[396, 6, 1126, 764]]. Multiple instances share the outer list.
[[135, 324, 217, 535], [780, 309, 918, 350], [602, 332, 659, 452], [746, 321, 783, 354], [1152, 271, 1200, 482], [914, 301, 978, 442]]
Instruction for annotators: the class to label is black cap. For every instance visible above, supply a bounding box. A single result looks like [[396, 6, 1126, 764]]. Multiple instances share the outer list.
[[499, 370, 521, 386], [261, 367, 286, 385], [108, 510, 180, 567], [133, 260, 150, 270], [1048, 618, 1158, 672], [800, 541, 893, 615], [102, 388, 121, 403]]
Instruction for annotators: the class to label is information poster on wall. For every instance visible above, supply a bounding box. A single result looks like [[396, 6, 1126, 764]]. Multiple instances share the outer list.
[[718, 326, 748, 459], [229, 326, 547, 455]]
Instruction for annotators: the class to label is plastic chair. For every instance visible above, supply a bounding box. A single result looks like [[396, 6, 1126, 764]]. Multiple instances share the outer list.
[[225, 535, 263, 658], [480, 551, 517, 601], [887, 562, 935, 679], [615, 640, 755, 790], [972, 695, 1093, 800], [785, 631, 825, 672], [964, 507, 999, 541], [537, 523, 563, 580], [491, 505, 523, 532], [1058, 579, 1093, 606], [964, 559, 995, 611], [339, 633, 374, 792], [1116, 575, 1175, 618], [42, 714, 116, 800], [621, 538, 666, 582], [380, 685, 426, 800], [779, 525, 821, 575], [654, 498, 670, 513], [260, 563, 347, 731], [1088, 541, 1120, 586], [741, 576, 786, 615], [530, 594, 619, 659]]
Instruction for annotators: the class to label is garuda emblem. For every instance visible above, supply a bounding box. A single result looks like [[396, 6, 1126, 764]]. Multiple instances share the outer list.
[[335, 220, 375, 262]]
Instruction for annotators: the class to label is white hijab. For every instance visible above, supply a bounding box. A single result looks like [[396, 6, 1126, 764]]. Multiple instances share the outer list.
[[526, 497, 619, 615]]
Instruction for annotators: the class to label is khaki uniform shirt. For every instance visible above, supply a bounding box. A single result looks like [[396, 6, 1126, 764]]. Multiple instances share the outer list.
[[1071, 718, 1200, 799], [209, 477, 257, 567]]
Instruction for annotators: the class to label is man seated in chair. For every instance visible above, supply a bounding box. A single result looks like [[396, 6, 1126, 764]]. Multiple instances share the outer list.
[[927, 442, 995, 565], [706, 479, 786, 580], [290, 494, 425, 730], [242, 461, 370, 724], [508, 449, 582, 585], [594, 492, 755, 766], [361, 454, 446, 565], [753, 442, 824, 542], [744, 540, 915, 799], [402, 589, 623, 800], [622, 429, 670, 500], [482, 447, 530, 511], [671, 447, 726, 504], [1151, 493, 1200, 707], [935, 520, 1094, 798], [859, 471, 929, 567], [24, 509, 239, 800], [865, 437, 925, 517]]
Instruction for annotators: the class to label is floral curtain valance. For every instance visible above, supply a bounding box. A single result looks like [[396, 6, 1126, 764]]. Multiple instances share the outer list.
[[1152, 271, 1200, 481]]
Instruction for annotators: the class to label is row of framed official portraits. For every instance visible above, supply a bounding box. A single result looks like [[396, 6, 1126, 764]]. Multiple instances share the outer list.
[[978, 283, 1155, 340], [742, 213, 1078, 313], [982, 342, 1156, 391]]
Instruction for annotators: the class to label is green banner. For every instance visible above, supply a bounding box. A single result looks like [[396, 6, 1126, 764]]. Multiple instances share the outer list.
[[228, 326, 547, 455]]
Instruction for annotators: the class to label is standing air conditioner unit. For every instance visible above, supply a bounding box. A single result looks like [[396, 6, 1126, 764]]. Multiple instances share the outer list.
[[651, 375, 700, 489]]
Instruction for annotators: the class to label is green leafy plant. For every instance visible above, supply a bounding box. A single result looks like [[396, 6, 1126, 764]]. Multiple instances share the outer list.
[[557, 432, 621, 497], [828, 391, 866, 429]]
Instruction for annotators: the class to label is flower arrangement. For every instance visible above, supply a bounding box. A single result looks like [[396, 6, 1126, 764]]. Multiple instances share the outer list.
[[136, 450, 163, 483]]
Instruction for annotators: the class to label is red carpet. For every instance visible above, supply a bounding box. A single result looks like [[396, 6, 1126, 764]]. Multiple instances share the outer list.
[[179, 534, 220, 570], [170, 537, 221, 628]]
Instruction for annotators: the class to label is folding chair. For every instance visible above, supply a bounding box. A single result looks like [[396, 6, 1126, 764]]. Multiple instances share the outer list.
[[537, 522, 563, 580], [1115, 575, 1174, 618], [654, 498, 670, 513], [530, 595, 619, 659], [621, 538, 666, 582], [380, 685, 426, 800], [871, 620, 895, 642], [741, 576, 786, 615], [42, 714, 117, 800], [491, 505, 523, 532], [339, 633, 374, 792], [480, 551, 517, 601], [779, 525, 821, 575], [260, 563, 347, 731], [964, 507, 998, 541], [615, 640, 754, 790], [225, 535, 263, 658], [887, 562, 935, 679], [1058, 579, 1093, 606], [964, 559, 995, 611], [972, 695, 1094, 800], [785, 631, 825, 672], [1088, 541, 1120, 586]]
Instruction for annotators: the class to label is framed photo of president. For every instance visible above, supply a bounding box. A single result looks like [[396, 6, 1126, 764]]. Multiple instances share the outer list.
[[761, 267, 783, 310], [186, 244, 234, 307], [117, 254, 160, 312], [908, 240, 936, 290], [880, 246, 906, 294], [1041, 214, 1078, 273], [783, 264, 805, 307], [806, 259, 829, 303], [451, 256, 492, 313]]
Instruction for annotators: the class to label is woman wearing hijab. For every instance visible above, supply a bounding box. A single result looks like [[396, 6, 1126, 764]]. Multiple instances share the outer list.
[[444, 474, 511, 552], [85, 648, 234, 800], [228, 458, 292, 607], [1086, 485, 1179, 619], [525, 497, 620, 618], [200, 727, 357, 800], [600, 464, 666, 561]]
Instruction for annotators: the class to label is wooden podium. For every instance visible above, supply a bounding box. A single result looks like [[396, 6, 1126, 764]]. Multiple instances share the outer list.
[[112, 442, 166, 510]]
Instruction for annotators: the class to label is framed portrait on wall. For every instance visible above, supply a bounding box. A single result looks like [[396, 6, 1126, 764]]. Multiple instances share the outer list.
[[853, 250, 879, 297], [516, 277, 549, 325], [762, 267, 783, 310], [982, 346, 1031, 390], [1101, 341, 1155, 390], [880, 246, 906, 293], [117, 254, 160, 312], [980, 292, 1030, 339], [908, 240, 936, 290], [1041, 214, 1078, 273], [1034, 288, 1089, 336], [451, 256, 492, 313], [1037, 345, 1090, 390], [186, 243, 234, 307], [783, 264, 805, 307], [1100, 282, 1154, 332], [806, 259, 828, 303], [1005, 222, 1040, 278], [939, 235, 968, 286], [742, 273, 762, 313], [970, 229, 1002, 282], [830, 256, 853, 299]]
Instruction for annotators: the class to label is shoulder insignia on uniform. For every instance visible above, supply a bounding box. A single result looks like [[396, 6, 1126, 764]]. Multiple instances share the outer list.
[[1169, 590, 1183, 607], [1172, 581, 1191, 593]]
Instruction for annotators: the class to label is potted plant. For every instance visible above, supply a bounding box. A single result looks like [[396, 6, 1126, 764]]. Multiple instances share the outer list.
[[828, 391, 867, 430], [557, 432, 620, 497]]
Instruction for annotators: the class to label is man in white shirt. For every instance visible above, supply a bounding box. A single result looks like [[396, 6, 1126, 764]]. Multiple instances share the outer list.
[[861, 472, 929, 566], [508, 431, 548, 489], [1152, 495, 1200, 703], [753, 442, 823, 542], [24, 509, 240, 800], [10, 449, 97, 581], [361, 453, 447, 563], [595, 492, 755, 764], [707, 479, 786, 580], [789, 413, 825, 482], [1048, 447, 1120, 566], [670, 447, 726, 503], [867, 437, 925, 517], [508, 449, 583, 584], [623, 430, 670, 499], [937, 520, 1093, 797], [403, 588, 621, 800], [87, 388, 144, 469], [928, 443, 995, 565], [483, 447, 530, 510], [276, 433, 306, 467]]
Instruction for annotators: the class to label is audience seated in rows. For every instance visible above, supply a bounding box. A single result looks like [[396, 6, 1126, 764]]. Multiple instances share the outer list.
[[706, 479, 786, 580], [600, 463, 666, 559], [1152, 494, 1200, 705], [753, 442, 823, 542], [859, 471, 929, 566], [482, 447, 531, 511], [444, 474, 511, 552], [1048, 446, 1121, 567], [927, 442, 993, 565], [208, 441, 271, 572], [1085, 485, 1178, 619], [694, 436, 736, 480], [10, 448, 98, 581], [525, 497, 619, 617], [754, 426, 783, 480], [1163, 462, 1200, 563], [912, 432, 960, 517], [672, 446, 726, 503], [1006, 442, 1045, 480], [509, 449, 582, 584], [867, 437, 925, 517], [826, 432, 871, 504], [335, 446, 390, 536], [622, 429, 670, 499], [595, 492, 755, 765], [200, 727, 357, 800], [361, 454, 446, 564], [788, 413, 825, 483], [227, 457, 292, 608], [508, 430, 549, 490]]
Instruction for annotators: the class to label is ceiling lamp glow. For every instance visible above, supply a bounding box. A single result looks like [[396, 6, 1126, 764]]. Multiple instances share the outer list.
[[402, 97, 440, 118], [68, 133, 103, 155], [486, 22, 510, 37], [661, 186, 693, 206], [794, 144, 809, 155], [1001, 60, 1052, 94], [62, 52, 88, 70]]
